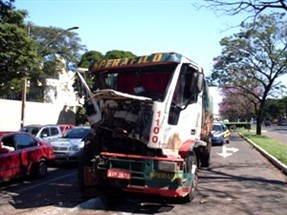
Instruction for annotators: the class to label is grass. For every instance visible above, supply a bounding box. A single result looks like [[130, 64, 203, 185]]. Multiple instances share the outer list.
[[240, 130, 287, 166]]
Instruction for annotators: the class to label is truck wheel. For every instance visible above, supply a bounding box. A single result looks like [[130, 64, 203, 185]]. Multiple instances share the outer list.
[[200, 138, 211, 168], [182, 154, 198, 203]]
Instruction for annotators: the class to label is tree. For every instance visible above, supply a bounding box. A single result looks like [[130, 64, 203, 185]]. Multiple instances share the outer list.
[[279, 96, 287, 119], [264, 97, 287, 122], [26, 24, 86, 101], [219, 87, 256, 122], [203, 0, 287, 20], [104, 50, 135, 59], [0, 1, 39, 97], [74, 50, 136, 125], [210, 13, 287, 135], [0, 0, 86, 100], [78, 51, 104, 68]]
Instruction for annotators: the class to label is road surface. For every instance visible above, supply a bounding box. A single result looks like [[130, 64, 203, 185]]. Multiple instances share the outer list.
[[0, 132, 286, 214]]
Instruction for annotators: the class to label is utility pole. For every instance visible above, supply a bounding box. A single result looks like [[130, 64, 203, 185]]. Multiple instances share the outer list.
[[20, 26, 79, 128], [20, 23, 31, 128], [20, 78, 27, 128]]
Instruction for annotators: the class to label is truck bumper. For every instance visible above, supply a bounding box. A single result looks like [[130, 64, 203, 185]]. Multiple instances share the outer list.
[[83, 152, 195, 198]]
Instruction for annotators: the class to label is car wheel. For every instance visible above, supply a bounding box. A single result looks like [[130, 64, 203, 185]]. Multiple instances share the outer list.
[[182, 153, 198, 203], [32, 159, 48, 178]]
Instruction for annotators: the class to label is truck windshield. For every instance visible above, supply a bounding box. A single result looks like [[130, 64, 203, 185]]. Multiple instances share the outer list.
[[95, 64, 177, 101]]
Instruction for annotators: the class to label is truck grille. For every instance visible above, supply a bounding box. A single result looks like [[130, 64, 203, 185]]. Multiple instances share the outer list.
[[108, 157, 147, 187]]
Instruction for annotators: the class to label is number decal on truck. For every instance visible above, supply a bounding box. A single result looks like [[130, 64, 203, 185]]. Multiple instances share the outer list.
[[152, 111, 161, 143]]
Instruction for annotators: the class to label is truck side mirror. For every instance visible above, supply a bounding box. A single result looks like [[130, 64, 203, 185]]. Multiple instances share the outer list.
[[188, 68, 203, 94], [196, 72, 204, 93]]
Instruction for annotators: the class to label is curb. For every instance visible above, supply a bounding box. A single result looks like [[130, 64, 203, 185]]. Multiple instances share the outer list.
[[238, 132, 287, 176]]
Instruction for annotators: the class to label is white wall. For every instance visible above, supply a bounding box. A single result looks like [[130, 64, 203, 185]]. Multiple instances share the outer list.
[[0, 99, 76, 131]]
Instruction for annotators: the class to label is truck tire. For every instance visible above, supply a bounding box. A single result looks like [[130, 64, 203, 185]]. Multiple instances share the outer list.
[[182, 153, 198, 203], [200, 151, 210, 167], [200, 138, 211, 168]]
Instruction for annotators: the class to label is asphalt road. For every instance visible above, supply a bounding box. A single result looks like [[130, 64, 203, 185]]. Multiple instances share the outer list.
[[262, 125, 287, 145], [0, 132, 286, 215]]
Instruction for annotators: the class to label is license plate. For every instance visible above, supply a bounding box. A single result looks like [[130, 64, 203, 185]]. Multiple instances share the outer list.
[[107, 169, 131, 180]]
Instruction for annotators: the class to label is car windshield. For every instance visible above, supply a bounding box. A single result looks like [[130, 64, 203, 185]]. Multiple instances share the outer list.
[[63, 128, 90, 139], [20, 127, 40, 136], [212, 125, 223, 132], [95, 64, 176, 101]]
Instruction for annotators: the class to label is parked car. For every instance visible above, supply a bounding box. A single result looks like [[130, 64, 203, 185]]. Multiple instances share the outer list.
[[278, 121, 287, 126], [58, 124, 75, 135], [210, 122, 231, 145], [264, 120, 271, 126], [20, 124, 62, 142], [0, 132, 55, 182], [50, 126, 91, 163]]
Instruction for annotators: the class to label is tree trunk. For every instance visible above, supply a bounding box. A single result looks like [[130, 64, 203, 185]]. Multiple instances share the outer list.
[[256, 107, 264, 135]]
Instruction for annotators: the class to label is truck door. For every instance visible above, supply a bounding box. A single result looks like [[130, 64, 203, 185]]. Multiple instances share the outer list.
[[168, 64, 203, 125]]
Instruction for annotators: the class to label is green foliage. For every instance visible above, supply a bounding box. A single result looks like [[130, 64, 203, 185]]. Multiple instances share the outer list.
[[30, 25, 86, 61], [0, 1, 86, 99], [78, 51, 104, 68], [0, 3, 39, 97], [219, 88, 256, 121], [241, 131, 287, 165], [75, 106, 88, 125], [210, 13, 287, 134], [264, 97, 287, 122], [0, 0, 15, 21], [104, 50, 136, 59]]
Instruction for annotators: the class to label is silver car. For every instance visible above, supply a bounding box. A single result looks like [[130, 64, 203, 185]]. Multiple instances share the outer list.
[[20, 124, 62, 142], [50, 126, 91, 162]]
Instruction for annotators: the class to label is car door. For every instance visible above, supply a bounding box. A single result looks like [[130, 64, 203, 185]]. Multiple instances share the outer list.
[[49, 126, 61, 141], [0, 134, 20, 180], [39, 127, 51, 142], [222, 124, 230, 139], [14, 133, 39, 173]]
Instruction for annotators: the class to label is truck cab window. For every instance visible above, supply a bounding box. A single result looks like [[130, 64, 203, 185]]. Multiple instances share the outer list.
[[169, 64, 199, 125]]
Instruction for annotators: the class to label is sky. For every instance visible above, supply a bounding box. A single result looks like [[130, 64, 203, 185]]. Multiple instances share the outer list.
[[14, 0, 245, 75], [13, 0, 251, 114]]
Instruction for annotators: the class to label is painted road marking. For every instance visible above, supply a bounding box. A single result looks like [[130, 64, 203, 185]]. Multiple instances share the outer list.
[[217, 145, 239, 158]]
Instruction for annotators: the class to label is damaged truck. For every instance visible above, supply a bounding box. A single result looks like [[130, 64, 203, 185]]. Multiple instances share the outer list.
[[76, 52, 214, 202]]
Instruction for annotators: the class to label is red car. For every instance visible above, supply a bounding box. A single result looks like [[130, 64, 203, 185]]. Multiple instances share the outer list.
[[58, 124, 75, 135], [0, 131, 55, 182]]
